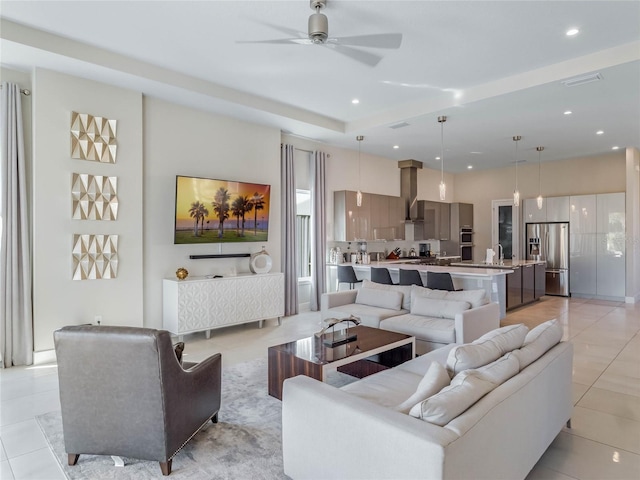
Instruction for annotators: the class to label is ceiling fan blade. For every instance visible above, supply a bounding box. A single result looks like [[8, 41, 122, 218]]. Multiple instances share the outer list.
[[326, 44, 383, 67], [237, 38, 312, 45], [332, 33, 403, 49], [254, 20, 306, 40]]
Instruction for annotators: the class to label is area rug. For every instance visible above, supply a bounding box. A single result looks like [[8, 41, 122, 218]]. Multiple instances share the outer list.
[[36, 358, 355, 479]]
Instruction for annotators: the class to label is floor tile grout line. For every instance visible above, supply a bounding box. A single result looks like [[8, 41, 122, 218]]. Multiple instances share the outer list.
[[573, 401, 640, 424], [563, 428, 640, 457]]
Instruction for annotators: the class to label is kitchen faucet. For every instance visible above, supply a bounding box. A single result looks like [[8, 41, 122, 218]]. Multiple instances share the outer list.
[[494, 243, 504, 265]]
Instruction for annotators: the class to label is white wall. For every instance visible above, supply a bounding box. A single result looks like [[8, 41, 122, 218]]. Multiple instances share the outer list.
[[627, 147, 640, 301], [32, 69, 144, 352], [143, 98, 281, 329]]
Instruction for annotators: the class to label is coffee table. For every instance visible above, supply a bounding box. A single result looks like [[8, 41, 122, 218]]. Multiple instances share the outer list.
[[268, 325, 414, 400]]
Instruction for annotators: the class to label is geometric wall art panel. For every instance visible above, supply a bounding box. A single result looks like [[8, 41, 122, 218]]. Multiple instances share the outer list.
[[72, 234, 119, 280], [70, 111, 117, 163], [71, 173, 119, 220]]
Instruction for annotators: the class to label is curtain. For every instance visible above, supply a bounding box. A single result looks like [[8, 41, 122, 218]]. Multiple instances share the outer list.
[[1, 82, 33, 367], [310, 150, 327, 311], [281, 144, 298, 316], [296, 215, 311, 278]]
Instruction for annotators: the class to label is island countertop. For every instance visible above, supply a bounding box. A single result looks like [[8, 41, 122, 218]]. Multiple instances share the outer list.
[[449, 259, 545, 269], [338, 262, 513, 277]]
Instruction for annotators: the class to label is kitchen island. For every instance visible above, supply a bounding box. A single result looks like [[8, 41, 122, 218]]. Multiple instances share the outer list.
[[338, 261, 512, 319], [450, 260, 547, 310]]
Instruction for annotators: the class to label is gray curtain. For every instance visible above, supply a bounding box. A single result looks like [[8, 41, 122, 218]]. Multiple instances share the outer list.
[[281, 144, 298, 316], [310, 150, 327, 311], [1, 82, 33, 367]]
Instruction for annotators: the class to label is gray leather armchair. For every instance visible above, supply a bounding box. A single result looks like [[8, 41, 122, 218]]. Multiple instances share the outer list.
[[54, 325, 222, 476]]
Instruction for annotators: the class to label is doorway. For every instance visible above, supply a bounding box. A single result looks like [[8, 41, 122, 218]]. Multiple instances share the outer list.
[[492, 199, 519, 260]]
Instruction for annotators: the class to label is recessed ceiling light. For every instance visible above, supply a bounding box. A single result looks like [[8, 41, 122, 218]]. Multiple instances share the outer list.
[[566, 28, 579, 36], [612, 146, 620, 150], [393, 145, 399, 149], [564, 110, 572, 115], [435, 156, 441, 161], [470, 151, 483, 155], [596, 130, 604, 135], [467, 165, 473, 170], [351, 99, 360, 104]]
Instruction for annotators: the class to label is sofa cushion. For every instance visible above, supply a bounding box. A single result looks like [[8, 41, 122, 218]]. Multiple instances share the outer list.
[[394, 362, 450, 414], [411, 296, 471, 319], [380, 314, 456, 344], [446, 324, 528, 377], [411, 285, 448, 302], [356, 287, 403, 311], [362, 279, 412, 310], [340, 368, 423, 408], [512, 319, 563, 370], [409, 371, 495, 426]]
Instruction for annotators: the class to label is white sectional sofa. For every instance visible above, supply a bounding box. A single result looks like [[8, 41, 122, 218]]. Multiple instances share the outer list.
[[283, 320, 573, 480], [321, 280, 500, 354]]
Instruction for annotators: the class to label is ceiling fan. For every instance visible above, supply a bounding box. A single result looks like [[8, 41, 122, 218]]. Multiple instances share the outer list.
[[238, 0, 403, 67]]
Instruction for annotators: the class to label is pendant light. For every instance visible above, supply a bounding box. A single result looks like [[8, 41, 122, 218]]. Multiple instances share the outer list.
[[512, 135, 521, 207], [356, 135, 364, 207], [536, 146, 544, 210], [438, 116, 447, 201]]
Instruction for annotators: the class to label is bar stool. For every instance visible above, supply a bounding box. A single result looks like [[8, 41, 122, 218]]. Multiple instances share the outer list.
[[370, 267, 394, 285], [337, 265, 362, 290], [399, 269, 423, 286], [426, 271, 456, 291]]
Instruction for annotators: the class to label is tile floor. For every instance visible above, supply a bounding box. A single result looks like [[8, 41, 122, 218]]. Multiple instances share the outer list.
[[0, 296, 638, 479]]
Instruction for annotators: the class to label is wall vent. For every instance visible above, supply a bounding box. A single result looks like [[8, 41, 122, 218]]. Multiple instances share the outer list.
[[389, 121, 410, 129], [561, 73, 603, 87]]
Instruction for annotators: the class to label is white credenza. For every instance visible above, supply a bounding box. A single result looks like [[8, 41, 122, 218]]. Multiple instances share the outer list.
[[163, 272, 284, 338]]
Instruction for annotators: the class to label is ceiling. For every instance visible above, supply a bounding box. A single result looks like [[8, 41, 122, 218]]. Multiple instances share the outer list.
[[1, 0, 639, 172]]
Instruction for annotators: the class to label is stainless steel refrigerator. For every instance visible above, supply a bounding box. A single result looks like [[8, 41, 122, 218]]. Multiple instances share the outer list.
[[526, 222, 569, 296]]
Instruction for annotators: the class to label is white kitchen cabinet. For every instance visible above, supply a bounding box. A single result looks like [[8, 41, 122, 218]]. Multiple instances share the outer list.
[[163, 273, 284, 337], [570, 233, 597, 296], [546, 196, 570, 222], [570, 195, 597, 233], [523, 198, 546, 223], [568, 192, 625, 299], [595, 192, 626, 298], [524, 196, 569, 223]]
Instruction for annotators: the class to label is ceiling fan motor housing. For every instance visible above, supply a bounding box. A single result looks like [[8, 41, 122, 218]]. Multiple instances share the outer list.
[[308, 12, 328, 44]]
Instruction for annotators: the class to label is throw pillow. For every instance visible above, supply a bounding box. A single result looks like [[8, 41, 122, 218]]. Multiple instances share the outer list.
[[446, 324, 528, 377], [355, 287, 403, 311], [512, 319, 563, 370], [473, 324, 529, 356], [466, 352, 520, 385], [410, 296, 471, 319], [443, 289, 489, 308], [409, 371, 495, 426], [362, 279, 413, 310], [411, 285, 448, 302], [394, 362, 451, 414]]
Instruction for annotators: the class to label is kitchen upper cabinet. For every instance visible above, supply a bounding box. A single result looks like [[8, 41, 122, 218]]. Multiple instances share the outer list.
[[546, 196, 570, 222], [418, 200, 450, 240], [334, 191, 404, 241], [570, 195, 597, 233], [524, 196, 569, 223], [523, 198, 546, 223], [597, 192, 625, 235]]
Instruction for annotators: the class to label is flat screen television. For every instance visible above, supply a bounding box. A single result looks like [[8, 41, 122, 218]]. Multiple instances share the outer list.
[[174, 175, 271, 244]]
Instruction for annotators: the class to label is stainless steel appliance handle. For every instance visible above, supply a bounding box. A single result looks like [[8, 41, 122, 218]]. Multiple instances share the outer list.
[[547, 269, 565, 274]]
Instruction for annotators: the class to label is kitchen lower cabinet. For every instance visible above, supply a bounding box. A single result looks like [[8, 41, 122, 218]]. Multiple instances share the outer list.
[[534, 263, 546, 298], [522, 264, 535, 304], [506, 266, 522, 310]]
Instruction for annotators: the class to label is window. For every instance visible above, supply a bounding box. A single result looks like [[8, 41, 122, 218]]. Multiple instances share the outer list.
[[296, 189, 311, 278]]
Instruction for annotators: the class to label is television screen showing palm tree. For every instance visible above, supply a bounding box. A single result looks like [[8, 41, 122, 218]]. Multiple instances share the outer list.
[[174, 175, 270, 244]]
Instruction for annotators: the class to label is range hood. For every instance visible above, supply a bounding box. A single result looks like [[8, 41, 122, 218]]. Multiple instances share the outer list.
[[398, 159, 424, 240]]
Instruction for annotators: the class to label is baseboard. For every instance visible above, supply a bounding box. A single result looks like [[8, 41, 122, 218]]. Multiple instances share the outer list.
[[34, 349, 56, 365], [626, 294, 639, 304]]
